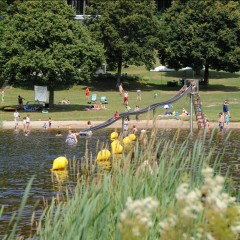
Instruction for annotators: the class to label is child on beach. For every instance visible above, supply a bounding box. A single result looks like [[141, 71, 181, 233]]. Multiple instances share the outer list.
[[218, 112, 224, 132], [225, 114, 229, 128], [48, 117, 52, 128]]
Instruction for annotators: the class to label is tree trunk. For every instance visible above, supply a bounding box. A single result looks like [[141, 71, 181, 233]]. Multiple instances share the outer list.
[[116, 59, 122, 87], [49, 85, 54, 108], [203, 65, 209, 87]]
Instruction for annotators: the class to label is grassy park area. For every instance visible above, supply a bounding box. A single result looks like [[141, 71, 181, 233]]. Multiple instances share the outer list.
[[1, 65, 240, 123]]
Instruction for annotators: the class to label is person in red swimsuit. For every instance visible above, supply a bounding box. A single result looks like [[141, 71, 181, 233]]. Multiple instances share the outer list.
[[85, 87, 90, 102]]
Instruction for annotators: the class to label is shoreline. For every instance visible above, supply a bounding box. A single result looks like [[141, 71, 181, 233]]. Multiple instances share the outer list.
[[1, 119, 239, 130]]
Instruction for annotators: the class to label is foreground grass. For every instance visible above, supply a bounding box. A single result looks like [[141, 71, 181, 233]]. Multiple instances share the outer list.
[[2, 129, 240, 239], [1, 66, 240, 122]]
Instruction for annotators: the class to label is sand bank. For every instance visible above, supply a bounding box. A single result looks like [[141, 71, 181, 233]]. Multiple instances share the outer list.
[[1, 119, 239, 130]]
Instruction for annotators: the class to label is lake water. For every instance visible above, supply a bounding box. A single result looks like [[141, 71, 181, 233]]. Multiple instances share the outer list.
[[0, 128, 240, 237]]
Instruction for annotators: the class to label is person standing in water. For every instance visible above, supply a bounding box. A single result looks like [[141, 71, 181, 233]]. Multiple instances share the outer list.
[[26, 114, 30, 132], [66, 130, 78, 144], [13, 109, 20, 129]]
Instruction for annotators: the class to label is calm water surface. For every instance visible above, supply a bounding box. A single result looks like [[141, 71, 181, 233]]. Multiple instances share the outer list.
[[0, 128, 240, 237]]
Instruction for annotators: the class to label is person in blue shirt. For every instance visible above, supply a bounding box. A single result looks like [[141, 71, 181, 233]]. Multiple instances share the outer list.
[[223, 99, 230, 117]]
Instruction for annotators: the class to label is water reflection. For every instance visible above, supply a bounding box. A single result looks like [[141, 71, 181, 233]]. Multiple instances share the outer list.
[[0, 128, 240, 237]]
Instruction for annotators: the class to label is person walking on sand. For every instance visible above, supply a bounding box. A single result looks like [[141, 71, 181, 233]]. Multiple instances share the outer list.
[[48, 117, 52, 128], [87, 121, 93, 128], [123, 117, 129, 132], [218, 112, 224, 132], [13, 109, 20, 129], [225, 114, 230, 129], [85, 87, 90, 103], [125, 104, 131, 121]]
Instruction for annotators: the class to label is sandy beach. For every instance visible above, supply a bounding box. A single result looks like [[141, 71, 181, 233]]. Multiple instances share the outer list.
[[1, 119, 239, 130]]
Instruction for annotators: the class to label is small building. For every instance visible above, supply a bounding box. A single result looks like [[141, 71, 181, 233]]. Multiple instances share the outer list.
[[67, 0, 173, 15]]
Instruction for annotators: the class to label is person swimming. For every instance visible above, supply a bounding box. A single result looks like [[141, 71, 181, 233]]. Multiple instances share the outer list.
[[66, 130, 78, 145]]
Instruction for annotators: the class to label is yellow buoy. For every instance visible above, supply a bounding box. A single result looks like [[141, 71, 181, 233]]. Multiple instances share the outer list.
[[110, 132, 118, 141], [111, 140, 123, 154], [123, 136, 132, 145], [128, 133, 137, 141], [52, 170, 69, 182], [96, 149, 111, 162], [51, 156, 68, 171]]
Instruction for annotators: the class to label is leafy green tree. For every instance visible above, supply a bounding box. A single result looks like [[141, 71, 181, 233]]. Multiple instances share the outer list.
[[1, 0, 104, 106], [0, 0, 8, 86], [158, 0, 240, 85], [86, 0, 160, 85], [0, 0, 7, 14]]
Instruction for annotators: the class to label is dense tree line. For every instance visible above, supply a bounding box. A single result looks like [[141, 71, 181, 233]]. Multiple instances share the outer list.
[[0, 0, 104, 107], [157, 0, 240, 85], [85, 0, 160, 86]]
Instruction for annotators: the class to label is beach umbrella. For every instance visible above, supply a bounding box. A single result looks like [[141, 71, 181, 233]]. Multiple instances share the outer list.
[[179, 67, 192, 71], [150, 65, 175, 83], [162, 104, 173, 109], [150, 66, 175, 72]]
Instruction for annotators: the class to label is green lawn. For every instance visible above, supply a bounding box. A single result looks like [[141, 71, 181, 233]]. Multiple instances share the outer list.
[[1, 65, 240, 122]]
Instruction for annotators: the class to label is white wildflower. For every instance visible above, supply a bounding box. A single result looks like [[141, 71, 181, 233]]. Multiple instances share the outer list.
[[185, 189, 202, 204], [206, 232, 215, 240], [159, 214, 178, 232], [132, 227, 140, 237], [159, 221, 169, 231], [119, 196, 159, 233], [215, 198, 228, 211], [120, 212, 127, 221], [202, 167, 213, 178], [182, 204, 203, 219], [175, 183, 189, 200], [231, 225, 240, 234], [215, 175, 224, 185]]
